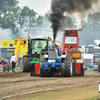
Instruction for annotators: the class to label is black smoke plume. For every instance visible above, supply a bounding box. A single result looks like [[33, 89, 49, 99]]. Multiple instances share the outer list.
[[50, 0, 99, 41]]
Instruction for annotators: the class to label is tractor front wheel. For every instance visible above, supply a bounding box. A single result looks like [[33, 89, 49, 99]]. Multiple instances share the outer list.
[[5, 62, 10, 72], [23, 55, 30, 72], [40, 55, 49, 77]]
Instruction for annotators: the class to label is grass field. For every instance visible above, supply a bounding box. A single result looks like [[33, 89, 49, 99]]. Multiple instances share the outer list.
[[22, 83, 100, 100], [83, 96, 100, 100]]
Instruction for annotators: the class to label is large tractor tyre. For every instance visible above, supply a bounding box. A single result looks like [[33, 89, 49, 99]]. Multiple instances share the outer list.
[[23, 55, 30, 72], [5, 62, 11, 72], [61, 63, 64, 75], [40, 55, 49, 77], [81, 69, 84, 76], [40, 55, 46, 62], [81, 63, 85, 76], [61, 55, 73, 77], [98, 59, 100, 72]]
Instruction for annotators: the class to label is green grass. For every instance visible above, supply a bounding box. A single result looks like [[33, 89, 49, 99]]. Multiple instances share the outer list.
[[24, 83, 100, 100], [82, 95, 100, 100], [26, 95, 100, 100], [26, 94, 100, 100], [26, 92, 63, 100], [25, 90, 100, 100]]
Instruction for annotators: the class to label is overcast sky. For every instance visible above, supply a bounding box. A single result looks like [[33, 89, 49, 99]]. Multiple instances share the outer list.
[[18, 0, 51, 15]]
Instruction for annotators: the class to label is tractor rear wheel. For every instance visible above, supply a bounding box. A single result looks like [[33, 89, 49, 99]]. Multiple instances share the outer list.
[[23, 55, 30, 72], [40, 55, 49, 77], [81, 69, 84, 76], [61, 55, 73, 77], [5, 62, 10, 72], [81, 63, 84, 76], [98, 59, 100, 72]]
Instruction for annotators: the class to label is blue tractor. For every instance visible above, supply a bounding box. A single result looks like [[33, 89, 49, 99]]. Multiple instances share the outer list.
[[40, 41, 73, 77]]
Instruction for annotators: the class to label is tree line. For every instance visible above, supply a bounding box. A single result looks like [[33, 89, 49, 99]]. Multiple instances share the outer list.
[[0, 0, 44, 34]]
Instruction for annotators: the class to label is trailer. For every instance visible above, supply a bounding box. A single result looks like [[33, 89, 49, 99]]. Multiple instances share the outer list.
[[93, 39, 100, 72], [82, 45, 94, 69], [93, 46, 100, 71]]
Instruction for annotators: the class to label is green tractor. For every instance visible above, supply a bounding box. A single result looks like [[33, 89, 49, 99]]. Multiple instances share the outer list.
[[23, 36, 52, 75]]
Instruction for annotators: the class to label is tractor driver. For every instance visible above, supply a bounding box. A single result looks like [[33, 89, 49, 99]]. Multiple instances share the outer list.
[[37, 41, 43, 49], [71, 38, 75, 42], [53, 42, 59, 54]]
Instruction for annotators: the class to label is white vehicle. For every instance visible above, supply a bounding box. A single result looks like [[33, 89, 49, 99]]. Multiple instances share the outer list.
[[93, 46, 100, 71], [94, 40, 100, 47], [93, 39, 100, 71], [82, 45, 94, 69]]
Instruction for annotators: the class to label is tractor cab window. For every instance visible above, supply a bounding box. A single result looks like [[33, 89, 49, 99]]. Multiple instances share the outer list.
[[32, 40, 47, 50], [6, 51, 14, 58], [48, 41, 52, 48], [85, 47, 94, 54], [65, 37, 77, 44]]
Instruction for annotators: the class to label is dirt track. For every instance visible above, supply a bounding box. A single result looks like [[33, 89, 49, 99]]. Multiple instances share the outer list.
[[0, 70, 100, 100]]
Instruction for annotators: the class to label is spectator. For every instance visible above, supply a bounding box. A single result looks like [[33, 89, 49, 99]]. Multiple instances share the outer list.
[[10, 54, 18, 72], [37, 42, 43, 49], [0, 58, 6, 72]]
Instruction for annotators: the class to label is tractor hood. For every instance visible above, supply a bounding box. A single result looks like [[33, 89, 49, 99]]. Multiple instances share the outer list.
[[32, 48, 42, 53]]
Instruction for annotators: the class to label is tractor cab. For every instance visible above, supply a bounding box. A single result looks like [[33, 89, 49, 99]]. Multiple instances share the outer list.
[[6, 49, 14, 58], [29, 36, 52, 58], [31, 39, 48, 55], [63, 30, 79, 55]]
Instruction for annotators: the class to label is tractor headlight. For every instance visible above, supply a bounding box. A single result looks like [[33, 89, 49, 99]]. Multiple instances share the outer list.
[[37, 52, 40, 58], [44, 54, 48, 58], [37, 52, 40, 54], [32, 52, 37, 58], [32, 52, 35, 54]]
